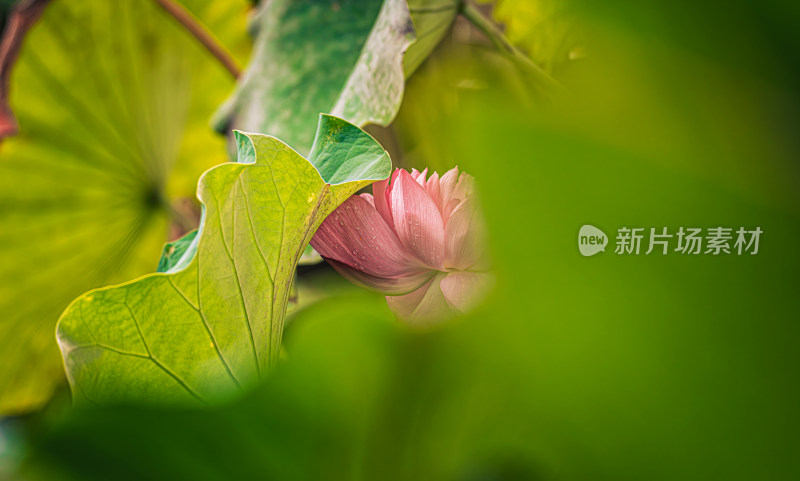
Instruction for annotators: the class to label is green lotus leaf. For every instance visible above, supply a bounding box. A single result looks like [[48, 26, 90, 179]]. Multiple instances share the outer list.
[[215, 0, 458, 155], [0, 0, 250, 414], [56, 115, 392, 406]]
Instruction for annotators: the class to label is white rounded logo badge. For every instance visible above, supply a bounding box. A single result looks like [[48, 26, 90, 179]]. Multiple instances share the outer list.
[[578, 225, 608, 256]]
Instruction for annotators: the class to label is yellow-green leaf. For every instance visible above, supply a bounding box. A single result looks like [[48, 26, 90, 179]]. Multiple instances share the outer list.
[[56, 115, 392, 406], [0, 0, 250, 414]]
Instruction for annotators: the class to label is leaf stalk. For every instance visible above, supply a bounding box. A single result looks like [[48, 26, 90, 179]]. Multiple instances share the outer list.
[[460, 0, 565, 97], [152, 0, 241, 79]]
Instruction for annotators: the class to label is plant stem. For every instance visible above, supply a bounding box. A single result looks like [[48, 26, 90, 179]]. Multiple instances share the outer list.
[[0, 0, 53, 139], [152, 0, 241, 79], [460, 0, 565, 97]]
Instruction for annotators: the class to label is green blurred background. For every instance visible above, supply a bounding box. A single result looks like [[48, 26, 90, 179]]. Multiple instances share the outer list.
[[2, 0, 799, 479]]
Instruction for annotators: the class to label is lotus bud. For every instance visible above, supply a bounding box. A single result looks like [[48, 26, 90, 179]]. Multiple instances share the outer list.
[[311, 167, 491, 324]]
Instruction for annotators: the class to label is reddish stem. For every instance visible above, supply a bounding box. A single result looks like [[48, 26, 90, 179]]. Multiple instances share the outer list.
[[0, 0, 53, 139], [152, 0, 241, 79]]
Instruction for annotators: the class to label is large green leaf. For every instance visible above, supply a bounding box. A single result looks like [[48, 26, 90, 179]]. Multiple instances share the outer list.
[[214, 0, 458, 155], [56, 115, 392, 406], [0, 0, 250, 414]]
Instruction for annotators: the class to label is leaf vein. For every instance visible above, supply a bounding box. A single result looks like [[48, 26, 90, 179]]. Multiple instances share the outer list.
[[166, 277, 243, 388], [213, 186, 260, 375]]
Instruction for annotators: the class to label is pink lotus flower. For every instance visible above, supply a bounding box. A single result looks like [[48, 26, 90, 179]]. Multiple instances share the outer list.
[[311, 167, 491, 323]]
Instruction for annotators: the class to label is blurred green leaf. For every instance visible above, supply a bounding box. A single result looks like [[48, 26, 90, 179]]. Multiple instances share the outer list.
[[393, 41, 536, 172], [404, 0, 460, 75], [56, 115, 391, 406], [0, 0, 251, 414], [215, 0, 456, 155], [480, 0, 582, 73]]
